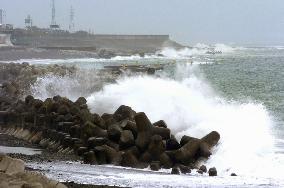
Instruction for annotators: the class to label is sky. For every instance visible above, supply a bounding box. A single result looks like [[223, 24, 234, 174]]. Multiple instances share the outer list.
[[1, 0, 284, 45]]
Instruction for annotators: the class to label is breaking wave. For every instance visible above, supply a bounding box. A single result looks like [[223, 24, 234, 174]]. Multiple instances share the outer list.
[[86, 63, 284, 177]]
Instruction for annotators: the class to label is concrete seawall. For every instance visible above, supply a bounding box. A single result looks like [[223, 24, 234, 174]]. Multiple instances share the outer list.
[[0, 34, 13, 47], [11, 33, 183, 53]]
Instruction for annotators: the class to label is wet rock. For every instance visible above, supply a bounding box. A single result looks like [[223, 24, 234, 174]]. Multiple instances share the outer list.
[[139, 151, 152, 163], [153, 120, 167, 128], [151, 126, 170, 140], [159, 152, 173, 169], [147, 135, 165, 160], [93, 113, 106, 129], [87, 137, 108, 148], [135, 112, 153, 151], [75, 97, 87, 106], [113, 105, 136, 121], [121, 151, 139, 168], [178, 164, 191, 174], [77, 147, 88, 156], [150, 161, 161, 171], [180, 135, 195, 147], [199, 165, 207, 173], [197, 169, 204, 174], [83, 151, 97, 165], [166, 136, 180, 150], [119, 130, 135, 149], [231, 173, 237, 176], [175, 137, 201, 165], [208, 167, 217, 176], [171, 167, 180, 175], [107, 123, 122, 141], [120, 120, 137, 138], [201, 131, 220, 147]]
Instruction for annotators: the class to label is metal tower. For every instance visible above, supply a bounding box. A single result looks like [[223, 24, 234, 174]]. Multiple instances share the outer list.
[[25, 15, 33, 28], [50, 0, 60, 29], [0, 9, 3, 25], [69, 6, 75, 32]]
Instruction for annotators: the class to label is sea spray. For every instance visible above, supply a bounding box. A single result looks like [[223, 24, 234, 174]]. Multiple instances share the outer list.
[[87, 63, 284, 177]]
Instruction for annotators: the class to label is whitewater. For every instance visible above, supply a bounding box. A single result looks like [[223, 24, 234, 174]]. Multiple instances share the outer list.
[[25, 44, 284, 187]]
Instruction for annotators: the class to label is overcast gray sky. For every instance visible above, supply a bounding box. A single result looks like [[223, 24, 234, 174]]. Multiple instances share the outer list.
[[2, 0, 284, 45]]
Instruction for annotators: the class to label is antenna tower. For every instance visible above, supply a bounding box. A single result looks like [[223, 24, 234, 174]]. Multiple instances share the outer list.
[[50, 0, 60, 29], [69, 6, 75, 32]]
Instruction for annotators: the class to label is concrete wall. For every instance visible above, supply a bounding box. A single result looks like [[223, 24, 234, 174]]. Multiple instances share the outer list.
[[0, 34, 12, 46]]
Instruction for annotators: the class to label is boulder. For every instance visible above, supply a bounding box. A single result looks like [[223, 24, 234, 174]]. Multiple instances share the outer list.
[[121, 151, 139, 168], [180, 135, 195, 147], [151, 126, 170, 140], [150, 161, 161, 171], [75, 97, 87, 106], [83, 151, 97, 165], [166, 136, 180, 150], [147, 135, 165, 160], [199, 165, 207, 173], [171, 167, 180, 175], [93, 113, 106, 129], [77, 147, 88, 156], [208, 167, 217, 176], [231, 173, 237, 176], [175, 137, 201, 165], [107, 123, 122, 141], [120, 120, 137, 138], [113, 105, 136, 121], [87, 137, 108, 148], [135, 112, 153, 151], [159, 153, 173, 169], [153, 120, 167, 128], [178, 164, 191, 174], [201, 131, 220, 147], [119, 130, 135, 149]]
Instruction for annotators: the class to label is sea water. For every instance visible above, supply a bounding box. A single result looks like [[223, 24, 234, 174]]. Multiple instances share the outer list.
[[18, 44, 284, 187]]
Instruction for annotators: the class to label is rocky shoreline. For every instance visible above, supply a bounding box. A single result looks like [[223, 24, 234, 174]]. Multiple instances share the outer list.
[[0, 93, 220, 174]]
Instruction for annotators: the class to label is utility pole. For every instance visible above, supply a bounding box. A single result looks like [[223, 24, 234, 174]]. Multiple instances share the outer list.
[[50, 0, 59, 29]]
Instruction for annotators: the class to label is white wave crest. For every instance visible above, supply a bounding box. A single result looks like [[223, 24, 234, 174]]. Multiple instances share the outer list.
[[87, 63, 284, 178]]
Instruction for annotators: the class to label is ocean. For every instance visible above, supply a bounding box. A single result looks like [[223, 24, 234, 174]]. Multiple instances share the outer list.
[[7, 44, 284, 187]]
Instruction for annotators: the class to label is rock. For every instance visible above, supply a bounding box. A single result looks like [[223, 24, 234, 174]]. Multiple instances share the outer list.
[[147, 68, 156, 75], [123, 146, 140, 158], [166, 136, 180, 150], [159, 153, 173, 169], [121, 151, 139, 168], [150, 161, 161, 171], [0, 155, 25, 174], [87, 137, 108, 148], [197, 169, 204, 174], [120, 120, 137, 138], [135, 112, 153, 151], [151, 126, 170, 140], [113, 105, 136, 121], [139, 151, 152, 163], [25, 95, 34, 105], [175, 137, 201, 165], [180, 135, 195, 147], [75, 97, 87, 106], [231, 173, 237, 176], [153, 120, 167, 128], [83, 151, 97, 165], [93, 113, 106, 129], [107, 123, 122, 141], [81, 121, 107, 140], [171, 167, 180, 175], [101, 113, 113, 122], [147, 135, 165, 160], [106, 140, 120, 151], [119, 130, 135, 149], [178, 164, 191, 174], [199, 165, 207, 173], [208, 167, 217, 176], [100, 145, 122, 165], [77, 147, 88, 156], [201, 131, 220, 147]]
